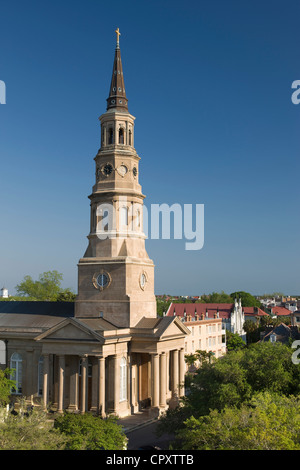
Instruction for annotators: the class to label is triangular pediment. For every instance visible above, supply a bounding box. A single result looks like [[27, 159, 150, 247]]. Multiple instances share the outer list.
[[159, 316, 190, 338], [132, 316, 190, 339], [35, 318, 104, 343]]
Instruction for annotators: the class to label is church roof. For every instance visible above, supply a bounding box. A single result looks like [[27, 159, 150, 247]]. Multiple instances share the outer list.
[[0, 301, 74, 332], [0, 301, 74, 316]]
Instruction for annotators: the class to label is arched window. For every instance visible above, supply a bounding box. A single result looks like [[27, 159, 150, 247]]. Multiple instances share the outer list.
[[119, 127, 124, 144], [120, 357, 127, 402], [10, 353, 22, 394], [108, 128, 114, 145], [128, 129, 132, 146], [120, 206, 128, 227], [103, 209, 109, 231], [38, 356, 44, 396]]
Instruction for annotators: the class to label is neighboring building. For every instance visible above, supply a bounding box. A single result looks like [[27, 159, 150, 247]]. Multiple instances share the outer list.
[[291, 310, 300, 328], [261, 323, 300, 344], [166, 300, 246, 346], [0, 287, 8, 298], [284, 301, 298, 313], [243, 306, 269, 323], [269, 306, 293, 320], [182, 316, 225, 361], [0, 31, 190, 418]]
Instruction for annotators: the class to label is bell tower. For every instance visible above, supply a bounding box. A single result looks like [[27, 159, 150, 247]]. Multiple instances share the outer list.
[[75, 30, 156, 328]]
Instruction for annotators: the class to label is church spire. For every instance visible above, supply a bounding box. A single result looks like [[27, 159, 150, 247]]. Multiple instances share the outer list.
[[106, 28, 128, 112]]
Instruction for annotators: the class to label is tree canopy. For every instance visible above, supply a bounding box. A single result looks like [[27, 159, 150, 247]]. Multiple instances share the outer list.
[[176, 392, 300, 450], [157, 341, 300, 449], [11, 271, 76, 301]]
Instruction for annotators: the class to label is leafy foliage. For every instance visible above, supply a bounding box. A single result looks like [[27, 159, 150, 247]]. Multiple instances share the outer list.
[[54, 412, 127, 450], [0, 405, 67, 450], [176, 392, 300, 450], [0, 369, 15, 406], [157, 342, 300, 448], [13, 271, 75, 301]]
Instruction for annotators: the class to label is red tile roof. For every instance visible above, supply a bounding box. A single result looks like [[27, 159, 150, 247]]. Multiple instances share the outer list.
[[243, 307, 269, 316], [167, 303, 234, 319], [271, 306, 292, 316]]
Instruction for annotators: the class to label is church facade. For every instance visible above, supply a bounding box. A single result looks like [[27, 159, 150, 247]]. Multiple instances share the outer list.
[[0, 31, 189, 418]]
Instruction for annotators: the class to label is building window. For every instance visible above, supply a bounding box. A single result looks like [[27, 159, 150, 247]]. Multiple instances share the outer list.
[[120, 206, 128, 227], [129, 129, 132, 146], [102, 209, 109, 231], [108, 128, 114, 144], [10, 353, 22, 394], [120, 357, 127, 402], [119, 128, 124, 144]]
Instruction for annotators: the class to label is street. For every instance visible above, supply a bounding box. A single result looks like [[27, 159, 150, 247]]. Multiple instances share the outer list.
[[126, 421, 174, 450]]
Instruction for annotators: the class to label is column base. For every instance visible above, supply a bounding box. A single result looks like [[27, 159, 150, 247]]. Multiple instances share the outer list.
[[168, 396, 179, 410], [67, 404, 79, 413], [149, 406, 161, 418]]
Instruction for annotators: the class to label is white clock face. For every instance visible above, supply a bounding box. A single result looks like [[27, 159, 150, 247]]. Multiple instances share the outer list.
[[118, 165, 128, 177], [139, 272, 147, 290]]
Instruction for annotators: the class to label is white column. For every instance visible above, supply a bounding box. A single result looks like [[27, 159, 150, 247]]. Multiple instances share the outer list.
[[172, 350, 179, 398], [159, 352, 167, 408], [58, 355, 65, 413], [81, 355, 88, 413], [179, 348, 185, 397], [152, 353, 160, 408], [42, 354, 49, 409], [98, 356, 106, 417]]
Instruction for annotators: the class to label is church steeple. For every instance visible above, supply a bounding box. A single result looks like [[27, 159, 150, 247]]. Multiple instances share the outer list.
[[75, 30, 156, 328], [106, 28, 128, 112]]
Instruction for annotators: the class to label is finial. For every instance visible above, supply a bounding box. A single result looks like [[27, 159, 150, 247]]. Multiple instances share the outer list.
[[115, 28, 121, 48]]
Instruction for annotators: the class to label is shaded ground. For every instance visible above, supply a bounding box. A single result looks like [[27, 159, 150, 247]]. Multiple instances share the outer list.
[[118, 410, 174, 450]]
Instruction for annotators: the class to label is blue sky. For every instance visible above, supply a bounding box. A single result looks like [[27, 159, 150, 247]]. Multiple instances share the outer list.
[[0, 0, 299, 296]]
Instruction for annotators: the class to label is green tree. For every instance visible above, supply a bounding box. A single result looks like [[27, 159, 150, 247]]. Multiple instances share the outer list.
[[230, 291, 261, 307], [226, 331, 246, 351], [54, 412, 127, 450], [243, 319, 261, 343], [0, 405, 67, 450], [157, 342, 300, 437], [15, 271, 75, 301], [175, 392, 300, 450], [0, 369, 15, 406], [201, 291, 233, 303], [56, 289, 76, 302]]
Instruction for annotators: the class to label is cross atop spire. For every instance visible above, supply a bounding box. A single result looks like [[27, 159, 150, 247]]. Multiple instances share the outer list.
[[106, 29, 128, 112], [115, 27, 121, 49]]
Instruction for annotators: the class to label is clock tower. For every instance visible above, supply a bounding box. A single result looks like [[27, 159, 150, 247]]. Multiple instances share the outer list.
[[75, 30, 156, 328]]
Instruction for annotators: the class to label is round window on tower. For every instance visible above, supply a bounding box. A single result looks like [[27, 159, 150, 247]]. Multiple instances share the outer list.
[[92, 271, 111, 291]]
